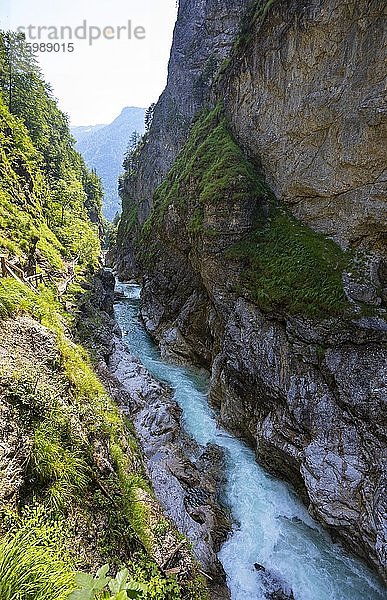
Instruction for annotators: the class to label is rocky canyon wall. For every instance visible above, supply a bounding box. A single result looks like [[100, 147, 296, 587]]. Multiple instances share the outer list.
[[221, 0, 386, 252], [113, 0, 250, 276], [113, 0, 387, 583]]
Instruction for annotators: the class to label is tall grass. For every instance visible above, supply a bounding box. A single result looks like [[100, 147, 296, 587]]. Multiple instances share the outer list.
[[0, 506, 75, 600], [110, 442, 152, 551], [32, 420, 90, 510]]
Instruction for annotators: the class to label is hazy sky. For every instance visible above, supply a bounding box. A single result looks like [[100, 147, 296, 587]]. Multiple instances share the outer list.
[[0, 0, 178, 125]]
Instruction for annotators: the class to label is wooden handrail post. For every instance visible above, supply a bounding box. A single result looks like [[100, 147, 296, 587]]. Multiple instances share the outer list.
[[0, 254, 46, 292], [0, 256, 6, 277]]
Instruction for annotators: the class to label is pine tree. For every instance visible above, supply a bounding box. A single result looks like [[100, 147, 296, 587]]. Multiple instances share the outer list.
[[0, 30, 104, 268], [144, 103, 155, 132], [0, 31, 41, 115]]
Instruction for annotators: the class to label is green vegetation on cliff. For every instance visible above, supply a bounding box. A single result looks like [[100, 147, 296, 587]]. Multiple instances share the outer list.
[[141, 106, 266, 234], [229, 208, 349, 316], [217, 0, 278, 67], [0, 32, 207, 600], [128, 106, 349, 318], [117, 104, 267, 254]]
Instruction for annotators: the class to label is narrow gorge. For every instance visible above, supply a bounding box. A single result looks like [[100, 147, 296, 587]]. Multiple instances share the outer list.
[[0, 0, 386, 599], [109, 0, 387, 595]]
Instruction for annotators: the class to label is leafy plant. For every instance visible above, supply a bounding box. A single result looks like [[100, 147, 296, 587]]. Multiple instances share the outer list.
[[126, 559, 184, 600], [69, 564, 147, 600]]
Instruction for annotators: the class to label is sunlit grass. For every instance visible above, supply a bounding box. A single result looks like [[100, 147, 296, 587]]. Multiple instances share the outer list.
[[32, 420, 90, 510], [0, 506, 75, 600]]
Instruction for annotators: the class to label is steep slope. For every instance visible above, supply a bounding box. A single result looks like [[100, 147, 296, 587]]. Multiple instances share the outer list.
[[0, 32, 208, 600], [72, 107, 145, 221], [112, 0, 387, 585], [0, 94, 101, 272], [112, 0, 251, 276]]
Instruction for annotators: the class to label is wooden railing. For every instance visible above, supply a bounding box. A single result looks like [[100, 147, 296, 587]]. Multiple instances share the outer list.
[[25, 273, 44, 287], [1, 253, 79, 294], [59, 255, 79, 295], [0, 254, 44, 290]]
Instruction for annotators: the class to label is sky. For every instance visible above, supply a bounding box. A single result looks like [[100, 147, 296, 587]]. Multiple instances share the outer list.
[[0, 0, 178, 125]]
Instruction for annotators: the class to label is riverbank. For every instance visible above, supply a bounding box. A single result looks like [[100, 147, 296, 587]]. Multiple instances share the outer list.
[[0, 271, 212, 600], [76, 270, 231, 600], [85, 270, 386, 600]]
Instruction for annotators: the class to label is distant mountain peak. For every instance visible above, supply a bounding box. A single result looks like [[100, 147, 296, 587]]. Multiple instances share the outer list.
[[71, 107, 145, 221]]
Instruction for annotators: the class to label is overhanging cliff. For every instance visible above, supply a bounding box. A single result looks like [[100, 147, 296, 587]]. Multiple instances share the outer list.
[[221, 0, 386, 252]]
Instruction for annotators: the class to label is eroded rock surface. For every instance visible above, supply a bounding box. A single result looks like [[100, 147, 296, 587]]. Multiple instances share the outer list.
[[112, 0, 387, 585], [98, 333, 231, 598], [222, 0, 387, 252], [211, 299, 387, 579]]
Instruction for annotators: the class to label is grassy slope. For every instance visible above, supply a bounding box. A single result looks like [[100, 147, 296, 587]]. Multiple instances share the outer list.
[[0, 66, 206, 599], [135, 106, 349, 318], [0, 279, 206, 599]]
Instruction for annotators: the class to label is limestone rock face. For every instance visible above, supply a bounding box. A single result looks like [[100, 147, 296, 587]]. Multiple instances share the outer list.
[[113, 0, 250, 277], [136, 197, 387, 580], [113, 0, 387, 584], [222, 0, 387, 252], [210, 299, 387, 579]]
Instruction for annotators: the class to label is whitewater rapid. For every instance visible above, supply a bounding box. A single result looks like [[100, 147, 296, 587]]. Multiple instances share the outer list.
[[114, 282, 386, 600]]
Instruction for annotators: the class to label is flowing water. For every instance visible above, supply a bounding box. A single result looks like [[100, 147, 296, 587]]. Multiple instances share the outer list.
[[114, 282, 386, 600]]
